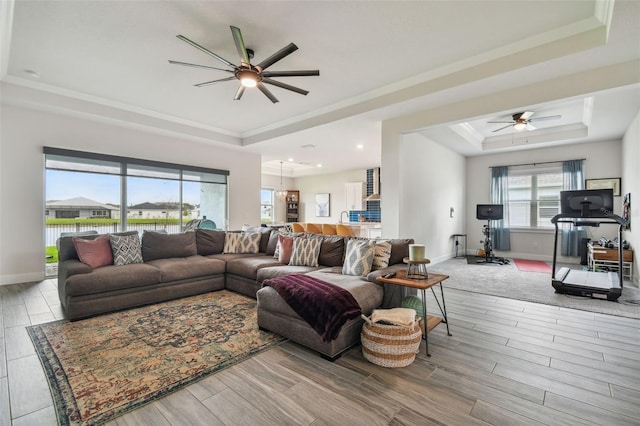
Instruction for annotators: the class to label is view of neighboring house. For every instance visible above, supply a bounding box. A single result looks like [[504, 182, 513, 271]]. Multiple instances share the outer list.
[[127, 202, 199, 219], [45, 196, 118, 219]]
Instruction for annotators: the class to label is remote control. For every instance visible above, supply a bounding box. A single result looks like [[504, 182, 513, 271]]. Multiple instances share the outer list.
[[383, 272, 397, 279]]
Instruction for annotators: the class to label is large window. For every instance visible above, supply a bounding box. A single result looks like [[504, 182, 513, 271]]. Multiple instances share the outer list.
[[507, 166, 562, 228], [44, 147, 229, 247], [261, 188, 274, 224]]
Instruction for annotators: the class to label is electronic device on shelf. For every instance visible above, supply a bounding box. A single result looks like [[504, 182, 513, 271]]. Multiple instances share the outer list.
[[475, 204, 509, 265]]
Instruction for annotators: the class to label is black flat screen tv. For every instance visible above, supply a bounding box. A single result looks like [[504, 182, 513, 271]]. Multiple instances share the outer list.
[[560, 189, 614, 218], [476, 204, 504, 220]]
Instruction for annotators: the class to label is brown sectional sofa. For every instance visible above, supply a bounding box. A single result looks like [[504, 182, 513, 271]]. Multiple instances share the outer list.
[[57, 227, 413, 359]]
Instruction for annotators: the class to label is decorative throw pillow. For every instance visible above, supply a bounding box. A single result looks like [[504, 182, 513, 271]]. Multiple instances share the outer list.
[[289, 237, 322, 267], [342, 239, 375, 276], [223, 232, 243, 253], [109, 233, 143, 266], [72, 234, 113, 268], [277, 234, 295, 264], [223, 232, 261, 254], [372, 240, 393, 270]]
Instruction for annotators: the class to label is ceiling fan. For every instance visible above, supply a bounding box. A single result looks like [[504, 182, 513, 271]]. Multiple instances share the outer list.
[[169, 26, 319, 103], [488, 111, 561, 132]]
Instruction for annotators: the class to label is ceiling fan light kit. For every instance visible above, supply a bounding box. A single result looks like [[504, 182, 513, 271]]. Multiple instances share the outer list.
[[170, 25, 319, 103], [488, 111, 561, 133]]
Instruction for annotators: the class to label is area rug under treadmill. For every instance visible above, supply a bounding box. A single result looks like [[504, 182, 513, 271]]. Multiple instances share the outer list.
[[26, 290, 285, 426]]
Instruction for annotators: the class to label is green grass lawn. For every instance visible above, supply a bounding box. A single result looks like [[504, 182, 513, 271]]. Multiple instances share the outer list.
[[46, 246, 58, 263]]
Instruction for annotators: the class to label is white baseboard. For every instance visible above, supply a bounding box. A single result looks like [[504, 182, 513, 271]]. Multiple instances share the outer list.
[[0, 271, 45, 286]]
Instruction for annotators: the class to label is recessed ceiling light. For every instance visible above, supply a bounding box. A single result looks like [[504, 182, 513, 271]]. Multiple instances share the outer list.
[[356, 144, 364, 149], [288, 158, 294, 162], [300, 144, 315, 149], [24, 69, 40, 78], [317, 164, 322, 168]]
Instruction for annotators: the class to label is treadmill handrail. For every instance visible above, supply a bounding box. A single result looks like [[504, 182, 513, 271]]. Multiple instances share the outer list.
[[551, 212, 628, 227]]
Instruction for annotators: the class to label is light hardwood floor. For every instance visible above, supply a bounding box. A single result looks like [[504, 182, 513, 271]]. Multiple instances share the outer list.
[[1, 278, 639, 425]]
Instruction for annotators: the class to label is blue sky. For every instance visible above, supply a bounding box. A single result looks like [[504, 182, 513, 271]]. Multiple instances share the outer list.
[[46, 170, 201, 205]]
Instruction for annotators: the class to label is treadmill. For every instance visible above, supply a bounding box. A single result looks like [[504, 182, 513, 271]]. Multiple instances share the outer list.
[[551, 189, 628, 302]]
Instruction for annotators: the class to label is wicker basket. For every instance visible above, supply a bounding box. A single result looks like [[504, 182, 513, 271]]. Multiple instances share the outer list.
[[360, 314, 422, 368]]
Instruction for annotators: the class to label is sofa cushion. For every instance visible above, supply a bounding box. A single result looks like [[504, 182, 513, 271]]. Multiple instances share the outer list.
[[318, 236, 345, 267], [63, 263, 162, 296], [342, 239, 375, 276], [141, 231, 197, 262], [110, 233, 143, 266], [289, 237, 321, 267], [305, 269, 384, 315], [256, 265, 322, 283], [226, 255, 284, 280], [72, 234, 113, 268], [58, 231, 138, 262], [147, 256, 226, 282], [388, 238, 415, 265], [195, 229, 226, 255], [372, 240, 392, 270], [265, 230, 280, 256]]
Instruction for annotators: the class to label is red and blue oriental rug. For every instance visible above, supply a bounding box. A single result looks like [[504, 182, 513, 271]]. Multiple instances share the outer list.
[[27, 290, 285, 426]]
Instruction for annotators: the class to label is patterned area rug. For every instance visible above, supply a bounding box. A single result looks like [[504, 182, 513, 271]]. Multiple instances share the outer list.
[[27, 290, 286, 426]]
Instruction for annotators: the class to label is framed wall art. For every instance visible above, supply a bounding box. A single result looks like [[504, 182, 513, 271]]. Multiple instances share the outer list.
[[585, 178, 621, 196], [315, 193, 330, 217]]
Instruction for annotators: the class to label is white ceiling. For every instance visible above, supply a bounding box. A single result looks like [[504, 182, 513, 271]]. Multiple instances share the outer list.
[[1, 1, 639, 176]]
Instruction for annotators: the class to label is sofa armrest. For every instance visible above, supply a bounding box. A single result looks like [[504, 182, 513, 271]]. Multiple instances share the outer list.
[[58, 259, 92, 282]]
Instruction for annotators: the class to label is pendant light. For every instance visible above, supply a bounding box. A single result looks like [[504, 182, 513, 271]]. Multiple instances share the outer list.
[[276, 161, 288, 198]]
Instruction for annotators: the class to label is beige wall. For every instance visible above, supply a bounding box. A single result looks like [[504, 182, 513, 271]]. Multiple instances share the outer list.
[[0, 105, 261, 285], [622, 110, 639, 284]]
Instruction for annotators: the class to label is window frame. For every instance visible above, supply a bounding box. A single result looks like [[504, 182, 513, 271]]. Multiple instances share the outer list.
[[506, 165, 563, 230], [260, 188, 275, 224]]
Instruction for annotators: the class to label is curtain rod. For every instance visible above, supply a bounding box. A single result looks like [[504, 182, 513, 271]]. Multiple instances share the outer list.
[[489, 158, 586, 169]]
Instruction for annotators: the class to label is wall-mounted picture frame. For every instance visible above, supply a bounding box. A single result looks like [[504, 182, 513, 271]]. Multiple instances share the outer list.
[[315, 193, 330, 217], [585, 177, 621, 196]]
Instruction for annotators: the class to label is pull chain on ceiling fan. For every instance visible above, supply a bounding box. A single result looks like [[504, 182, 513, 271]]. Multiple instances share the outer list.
[[488, 111, 561, 133], [169, 25, 320, 103]]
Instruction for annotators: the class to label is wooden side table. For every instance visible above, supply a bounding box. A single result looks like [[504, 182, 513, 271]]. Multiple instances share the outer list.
[[377, 271, 452, 356], [403, 257, 430, 279]]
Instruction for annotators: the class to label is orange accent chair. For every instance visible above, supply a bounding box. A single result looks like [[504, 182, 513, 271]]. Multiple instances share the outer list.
[[291, 222, 305, 233], [322, 224, 337, 235], [336, 224, 356, 237], [304, 223, 323, 234]]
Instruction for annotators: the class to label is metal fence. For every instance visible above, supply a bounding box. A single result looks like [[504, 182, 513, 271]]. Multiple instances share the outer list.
[[45, 222, 182, 247]]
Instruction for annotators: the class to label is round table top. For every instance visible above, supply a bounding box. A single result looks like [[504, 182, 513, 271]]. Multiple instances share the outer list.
[[403, 257, 431, 265]]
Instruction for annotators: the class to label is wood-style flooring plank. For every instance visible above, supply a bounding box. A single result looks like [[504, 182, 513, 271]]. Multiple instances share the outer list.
[[0, 377, 10, 426], [506, 335, 605, 361], [201, 388, 283, 426], [544, 392, 640, 426], [470, 399, 546, 426], [550, 358, 640, 391], [553, 335, 640, 361], [107, 402, 171, 426], [7, 355, 53, 419], [11, 406, 57, 426], [611, 384, 640, 405], [153, 388, 224, 426]]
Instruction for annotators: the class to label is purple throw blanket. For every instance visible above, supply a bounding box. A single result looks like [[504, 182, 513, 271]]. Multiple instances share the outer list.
[[262, 274, 362, 342]]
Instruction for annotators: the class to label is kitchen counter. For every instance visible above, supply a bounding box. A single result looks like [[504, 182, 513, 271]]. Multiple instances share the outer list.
[[339, 222, 382, 238]]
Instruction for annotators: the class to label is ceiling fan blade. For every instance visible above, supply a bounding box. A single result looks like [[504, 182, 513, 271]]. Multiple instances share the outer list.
[[257, 43, 298, 70], [262, 78, 309, 95], [520, 111, 535, 120], [233, 85, 245, 101], [194, 76, 237, 87], [176, 35, 237, 68], [168, 60, 233, 73], [261, 70, 320, 77], [526, 123, 537, 131], [257, 82, 279, 103], [487, 121, 515, 124], [529, 114, 562, 122], [230, 26, 251, 64], [492, 124, 514, 133]]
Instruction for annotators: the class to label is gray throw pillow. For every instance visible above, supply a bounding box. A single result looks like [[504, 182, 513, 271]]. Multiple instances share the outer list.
[[110, 233, 143, 266], [289, 237, 322, 267], [342, 239, 375, 276]]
